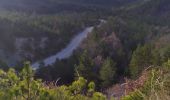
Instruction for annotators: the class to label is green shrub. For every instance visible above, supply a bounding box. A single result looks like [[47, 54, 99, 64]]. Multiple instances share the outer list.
[[0, 62, 107, 100]]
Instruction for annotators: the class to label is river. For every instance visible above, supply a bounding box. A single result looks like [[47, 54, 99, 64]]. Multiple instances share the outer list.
[[32, 26, 94, 69]]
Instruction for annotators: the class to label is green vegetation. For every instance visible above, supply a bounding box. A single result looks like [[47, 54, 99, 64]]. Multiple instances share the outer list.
[[75, 51, 96, 82], [0, 62, 107, 100], [129, 44, 153, 78], [122, 60, 170, 100], [0, 11, 99, 62], [0, 0, 170, 99], [100, 58, 117, 87], [34, 0, 170, 91]]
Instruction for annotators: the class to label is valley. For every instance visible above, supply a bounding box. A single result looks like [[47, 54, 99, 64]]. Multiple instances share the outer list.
[[0, 0, 170, 99]]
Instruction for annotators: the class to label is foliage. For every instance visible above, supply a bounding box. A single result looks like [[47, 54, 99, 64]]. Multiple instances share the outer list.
[[129, 44, 153, 78], [0, 11, 99, 61], [75, 51, 97, 81], [162, 60, 170, 71], [100, 58, 117, 87], [122, 60, 170, 100], [1, 1, 170, 99], [0, 62, 107, 100]]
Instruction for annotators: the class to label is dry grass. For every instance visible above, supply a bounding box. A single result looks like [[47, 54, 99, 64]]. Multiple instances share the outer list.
[[107, 66, 170, 100]]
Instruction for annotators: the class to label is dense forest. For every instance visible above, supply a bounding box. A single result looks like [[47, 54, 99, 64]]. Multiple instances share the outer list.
[[0, 0, 170, 99]]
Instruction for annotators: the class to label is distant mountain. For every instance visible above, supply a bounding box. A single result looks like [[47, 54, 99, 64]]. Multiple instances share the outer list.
[[113, 0, 170, 26], [0, 0, 139, 14], [122, 0, 170, 17]]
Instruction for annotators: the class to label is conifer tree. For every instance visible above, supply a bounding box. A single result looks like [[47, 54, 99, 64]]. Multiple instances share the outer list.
[[99, 58, 116, 87]]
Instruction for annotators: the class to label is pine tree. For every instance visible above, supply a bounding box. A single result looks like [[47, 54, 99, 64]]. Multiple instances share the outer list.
[[0, 61, 107, 100], [75, 50, 96, 81], [129, 44, 153, 78], [99, 58, 116, 87]]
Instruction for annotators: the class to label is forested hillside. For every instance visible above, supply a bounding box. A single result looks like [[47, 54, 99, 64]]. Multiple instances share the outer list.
[[0, 0, 138, 11], [0, 0, 170, 99], [0, 0, 114, 66]]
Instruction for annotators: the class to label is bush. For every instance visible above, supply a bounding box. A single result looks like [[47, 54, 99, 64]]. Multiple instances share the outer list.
[[122, 62, 170, 100], [0, 62, 108, 100]]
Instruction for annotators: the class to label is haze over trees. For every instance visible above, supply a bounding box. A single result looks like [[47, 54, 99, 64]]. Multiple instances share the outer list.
[[0, 0, 170, 99]]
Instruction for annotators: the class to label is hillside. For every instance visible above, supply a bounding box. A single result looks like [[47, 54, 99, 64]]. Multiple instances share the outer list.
[[34, 0, 170, 84], [0, 0, 170, 99], [0, 0, 140, 67], [0, 0, 139, 13]]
